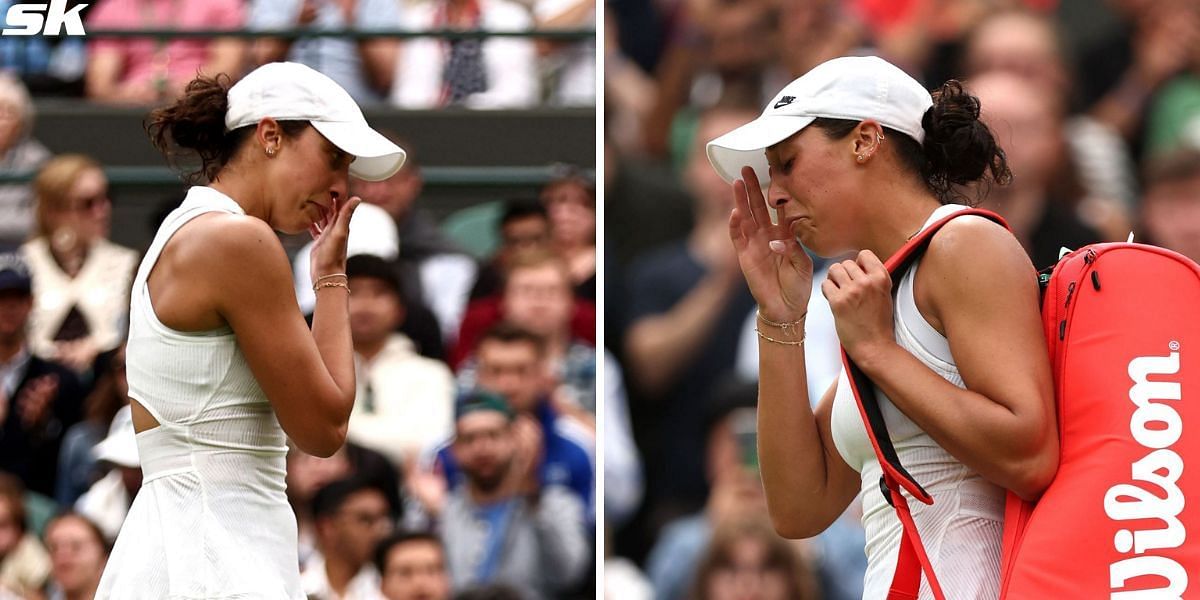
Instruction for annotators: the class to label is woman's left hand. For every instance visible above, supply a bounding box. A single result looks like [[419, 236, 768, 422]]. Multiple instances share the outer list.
[[822, 249, 896, 362]]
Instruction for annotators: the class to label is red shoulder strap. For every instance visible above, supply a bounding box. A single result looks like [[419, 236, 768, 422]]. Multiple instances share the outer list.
[[841, 207, 1009, 600]]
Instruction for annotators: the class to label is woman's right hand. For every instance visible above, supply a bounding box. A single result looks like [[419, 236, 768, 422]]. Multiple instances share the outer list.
[[308, 195, 362, 283], [728, 166, 813, 322]]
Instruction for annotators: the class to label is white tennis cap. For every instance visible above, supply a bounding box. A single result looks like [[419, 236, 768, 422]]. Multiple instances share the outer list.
[[225, 62, 407, 182], [706, 55, 933, 185], [93, 406, 139, 468]]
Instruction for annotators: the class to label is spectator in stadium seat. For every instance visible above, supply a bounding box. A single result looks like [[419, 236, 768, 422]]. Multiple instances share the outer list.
[[435, 391, 587, 599], [0, 74, 50, 247], [645, 379, 767, 600], [540, 168, 596, 299], [467, 199, 551, 301], [1140, 147, 1200, 264], [0, 252, 86, 499], [249, 0, 401, 105], [85, 0, 245, 105], [968, 72, 1105, 271], [74, 405, 141, 543], [533, 0, 595, 107], [390, 0, 538, 109], [288, 445, 353, 570], [375, 530, 452, 600], [55, 345, 128, 507], [22, 155, 138, 374], [350, 141, 477, 347], [288, 443, 404, 573], [689, 515, 816, 600], [0, 473, 49, 597], [961, 8, 1138, 245], [290, 200, 446, 361], [496, 251, 594, 412], [42, 512, 108, 600], [622, 106, 758, 525], [433, 323, 593, 519], [303, 477, 394, 600], [344, 254, 455, 467], [250, 0, 405, 104], [454, 251, 595, 412]]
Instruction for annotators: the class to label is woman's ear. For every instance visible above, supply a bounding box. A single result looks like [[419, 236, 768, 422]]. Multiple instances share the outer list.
[[852, 120, 885, 163], [256, 117, 283, 156]]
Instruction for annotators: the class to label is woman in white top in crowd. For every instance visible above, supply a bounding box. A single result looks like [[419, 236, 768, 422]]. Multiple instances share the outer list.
[[22, 154, 138, 373], [94, 62, 406, 599], [706, 56, 1058, 598]]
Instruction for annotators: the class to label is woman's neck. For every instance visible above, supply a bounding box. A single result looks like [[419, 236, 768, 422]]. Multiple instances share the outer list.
[[50, 239, 89, 277], [855, 180, 943, 263], [354, 334, 389, 363], [210, 167, 270, 223]]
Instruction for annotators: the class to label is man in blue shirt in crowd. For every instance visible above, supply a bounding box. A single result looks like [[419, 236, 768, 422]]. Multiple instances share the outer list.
[[433, 323, 594, 522]]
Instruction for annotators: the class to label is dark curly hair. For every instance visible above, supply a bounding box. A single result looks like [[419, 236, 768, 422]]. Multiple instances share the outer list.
[[145, 73, 308, 184]]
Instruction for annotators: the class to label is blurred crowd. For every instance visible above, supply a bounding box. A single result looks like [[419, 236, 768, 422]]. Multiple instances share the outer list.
[[0, 0, 594, 109], [604, 0, 1200, 599], [0, 116, 597, 597]]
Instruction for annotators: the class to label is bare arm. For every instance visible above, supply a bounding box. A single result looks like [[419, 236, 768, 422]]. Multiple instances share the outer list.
[[251, 0, 317, 66], [759, 375, 859, 538], [85, 48, 132, 103], [201, 37, 247, 80], [251, 38, 292, 66], [729, 168, 859, 538], [157, 200, 358, 457], [622, 266, 740, 396], [533, 0, 594, 56], [357, 39, 398, 93], [829, 218, 1058, 501], [209, 219, 355, 457]]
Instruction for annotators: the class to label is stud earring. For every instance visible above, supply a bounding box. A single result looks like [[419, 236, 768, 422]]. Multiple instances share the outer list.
[[856, 154, 865, 162], [266, 147, 276, 156]]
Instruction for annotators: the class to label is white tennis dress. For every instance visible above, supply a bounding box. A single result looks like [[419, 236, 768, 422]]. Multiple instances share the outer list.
[[830, 204, 1005, 600], [96, 186, 304, 599]]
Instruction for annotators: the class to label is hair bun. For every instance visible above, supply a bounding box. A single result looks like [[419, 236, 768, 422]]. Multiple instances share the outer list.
[[920, 80, 1011, 204], [146, 74, 234, 184]]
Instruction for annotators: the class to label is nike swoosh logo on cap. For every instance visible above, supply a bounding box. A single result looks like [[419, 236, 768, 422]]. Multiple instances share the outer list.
[[774, 96, 796, 109]]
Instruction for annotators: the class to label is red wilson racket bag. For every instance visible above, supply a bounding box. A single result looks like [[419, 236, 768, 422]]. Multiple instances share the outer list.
[[843, 208, 1200, 599], [999, 241, 1200, 599]]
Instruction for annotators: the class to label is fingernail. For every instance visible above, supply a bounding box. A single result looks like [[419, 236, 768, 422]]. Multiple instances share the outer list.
[[769, 240, 786, 254]]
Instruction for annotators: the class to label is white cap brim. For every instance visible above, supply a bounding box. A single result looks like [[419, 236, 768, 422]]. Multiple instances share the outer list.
[[93, 406, 138, 468], [311, 120, 407, 182], [706, 114, 815, 186]]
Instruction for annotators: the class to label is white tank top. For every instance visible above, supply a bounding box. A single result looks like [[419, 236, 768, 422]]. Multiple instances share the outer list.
[[829, 203, 1005, 600], [97, 186, 303, 599]]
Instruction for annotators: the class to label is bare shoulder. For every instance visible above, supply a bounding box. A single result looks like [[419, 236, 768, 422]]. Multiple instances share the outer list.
[[923, 213, 1035, 286], [912, 213, 1039, 336], [171, 213, 290, 278]]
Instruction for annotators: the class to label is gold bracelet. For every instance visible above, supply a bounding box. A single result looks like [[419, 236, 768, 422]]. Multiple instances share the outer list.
[[314, 281, 350, 293], [757, 309, 807, 335], [314, 273, 348, 284], [755, 328, 805, 346]]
